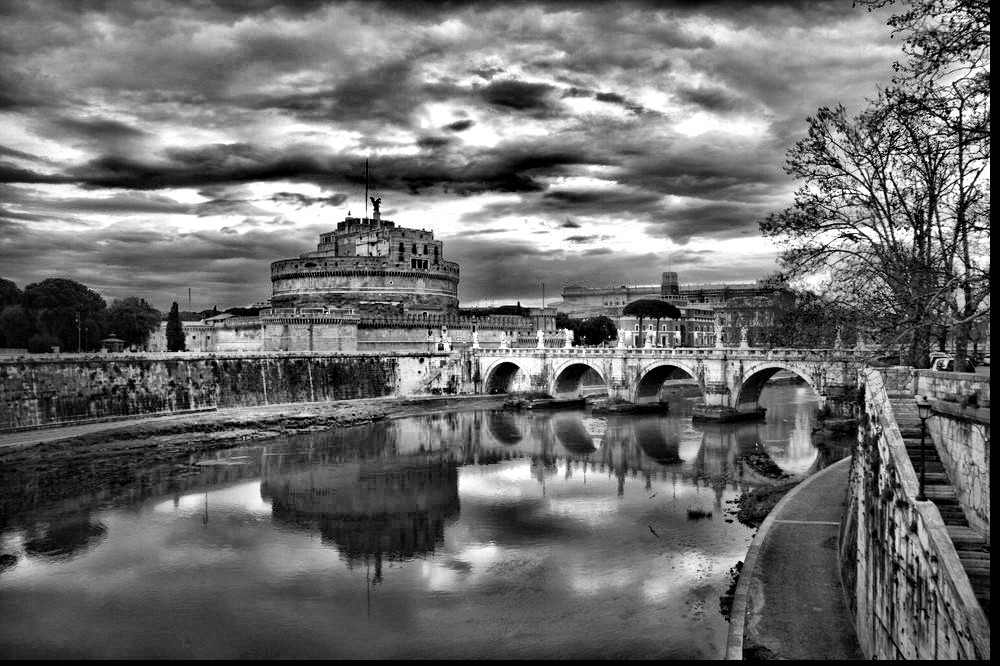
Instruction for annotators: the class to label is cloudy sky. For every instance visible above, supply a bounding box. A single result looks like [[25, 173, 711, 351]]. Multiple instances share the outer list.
[[0, 0, 901, 311]]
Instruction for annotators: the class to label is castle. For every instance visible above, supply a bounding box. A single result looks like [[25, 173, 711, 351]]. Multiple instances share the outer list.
[[149, 205, 556, 353]]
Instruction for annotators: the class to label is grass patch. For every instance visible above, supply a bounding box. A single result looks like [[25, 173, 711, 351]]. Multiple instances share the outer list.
[[733, 479, 801, 528]]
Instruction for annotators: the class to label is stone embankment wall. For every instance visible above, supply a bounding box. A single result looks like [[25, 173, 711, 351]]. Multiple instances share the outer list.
[[840, 368, 989, 659], [915, 370, 990, 534], [0, 352, 463, 431]]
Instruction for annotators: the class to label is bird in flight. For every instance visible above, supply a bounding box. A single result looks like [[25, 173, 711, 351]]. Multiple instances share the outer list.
[[648, 525, 659, 538]]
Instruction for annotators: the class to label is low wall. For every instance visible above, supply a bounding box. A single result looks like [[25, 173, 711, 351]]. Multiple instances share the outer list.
[[0, 351, 462, 431], [840, 369, 989, 659]]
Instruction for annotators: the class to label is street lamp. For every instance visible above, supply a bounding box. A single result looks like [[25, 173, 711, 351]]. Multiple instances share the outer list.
[[915, 395, 932, 501]]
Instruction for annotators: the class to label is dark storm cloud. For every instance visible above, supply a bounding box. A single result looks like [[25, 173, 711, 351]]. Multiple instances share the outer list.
[[479, 79, 559, 113], [444, 119, 475, 132], [46, 116, 149, 142], [416, 135, 454, 149], [0, 163, 66, 185], [0, 145, 46, 162], [237, 58, 461, 131], [621, 140, 789, 200], [584, 247, 613, 256], [565, 235, 603, 244], [1, 138, 596, 195], [33, 193, 191, 215], [674, 85, 748, 113], [594, 91, 645, 113], [270, 192, 347, 208], [457, 187, 666, 230], [192, 198, 275, 218], [646, 200, 777, 243], [445, 235, 666, 303]]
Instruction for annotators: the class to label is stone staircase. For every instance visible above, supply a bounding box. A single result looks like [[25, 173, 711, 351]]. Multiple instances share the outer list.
[[890, 398, 991, 619]]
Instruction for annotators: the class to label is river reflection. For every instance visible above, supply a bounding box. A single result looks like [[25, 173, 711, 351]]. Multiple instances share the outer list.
[[0, 383, 849, 659]]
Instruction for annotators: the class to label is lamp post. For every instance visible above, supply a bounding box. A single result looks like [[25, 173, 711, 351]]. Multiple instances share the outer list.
[[75, 312, 81, 352], [915, 395, 932, 501]]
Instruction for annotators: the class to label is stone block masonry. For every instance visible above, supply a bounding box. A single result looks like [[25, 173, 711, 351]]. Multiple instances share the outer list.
[[0, 352, 462, 431], [840, 368, 989, 659]]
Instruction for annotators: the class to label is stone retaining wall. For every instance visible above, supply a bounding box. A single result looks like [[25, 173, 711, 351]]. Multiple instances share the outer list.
[[0, 352, 462, 431], [914, 370, 990, 533], [840, 369, 989, 659]]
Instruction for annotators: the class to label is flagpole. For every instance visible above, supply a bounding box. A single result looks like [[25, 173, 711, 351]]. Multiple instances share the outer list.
[[364, 159, 369, 219]]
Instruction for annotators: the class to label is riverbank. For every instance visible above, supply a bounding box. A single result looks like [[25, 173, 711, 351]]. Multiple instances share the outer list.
[[0, 395, 505, 521], [0, 394, 505, 456]]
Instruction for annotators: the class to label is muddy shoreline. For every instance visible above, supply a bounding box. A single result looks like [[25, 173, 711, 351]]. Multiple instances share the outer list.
[[0, 395, 505, 523]]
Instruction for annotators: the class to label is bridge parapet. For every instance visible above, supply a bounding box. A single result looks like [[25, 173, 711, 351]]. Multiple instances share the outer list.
[[472, 346, 866, 363]]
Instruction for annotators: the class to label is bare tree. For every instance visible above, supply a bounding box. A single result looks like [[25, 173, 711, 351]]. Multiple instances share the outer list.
[[763, 1, 989, 367]]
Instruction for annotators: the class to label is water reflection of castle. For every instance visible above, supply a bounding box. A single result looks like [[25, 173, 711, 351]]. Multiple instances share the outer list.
[[261, 453, 460, 573]]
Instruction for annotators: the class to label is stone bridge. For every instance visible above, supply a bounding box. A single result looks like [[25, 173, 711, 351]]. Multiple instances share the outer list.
[[469, 346, 866, 421]]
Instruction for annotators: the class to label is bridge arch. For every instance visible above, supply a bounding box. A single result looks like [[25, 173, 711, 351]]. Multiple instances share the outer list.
[[734, 364, 820, 412], [483, 360, 528, 394], [550, 361, 608, 399], [632, 361, 703, 404]]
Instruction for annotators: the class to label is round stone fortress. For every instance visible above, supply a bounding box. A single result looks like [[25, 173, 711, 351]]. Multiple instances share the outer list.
[[270, 205, 459, 315]]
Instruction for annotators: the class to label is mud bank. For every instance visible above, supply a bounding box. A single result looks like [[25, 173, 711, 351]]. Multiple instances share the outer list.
[[0, 395, 503, 523]]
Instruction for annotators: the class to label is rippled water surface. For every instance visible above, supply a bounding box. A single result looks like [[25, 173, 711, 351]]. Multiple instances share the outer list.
[[0, 383, 849, 659]]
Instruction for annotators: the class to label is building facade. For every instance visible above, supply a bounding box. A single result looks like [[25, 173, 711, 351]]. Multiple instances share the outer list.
[[554, 272, 794, 347]]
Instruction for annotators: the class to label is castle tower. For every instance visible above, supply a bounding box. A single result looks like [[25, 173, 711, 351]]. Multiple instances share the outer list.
[[270, 207, 460, 315]]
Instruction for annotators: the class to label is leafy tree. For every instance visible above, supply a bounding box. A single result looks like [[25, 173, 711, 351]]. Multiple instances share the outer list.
[[102, 297, 161, 349], [622, 299, 681, 340], [0, 278, 22, 309], [224, 306, 261, 317], [763, 291, 861, 349], [27, 333, 61, 354], [555, 311, 578, 329], [23, 278, 106, 352], [0, 305, 34, 348], [166, 302, 186, 352], [576, 315, 618, 346]]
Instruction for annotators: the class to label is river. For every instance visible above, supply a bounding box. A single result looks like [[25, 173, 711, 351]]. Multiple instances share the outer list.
[[0, 382, 851, 659]]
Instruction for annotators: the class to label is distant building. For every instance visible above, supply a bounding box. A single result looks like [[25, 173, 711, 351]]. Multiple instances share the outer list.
[[553, 272, 794, 347]]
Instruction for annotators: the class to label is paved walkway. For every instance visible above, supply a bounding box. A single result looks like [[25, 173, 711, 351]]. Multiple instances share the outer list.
[[726, 456, 864, 660]]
